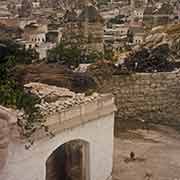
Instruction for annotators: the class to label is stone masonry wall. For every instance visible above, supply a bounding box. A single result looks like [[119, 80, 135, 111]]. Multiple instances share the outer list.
[[108, 71, 180, 129]]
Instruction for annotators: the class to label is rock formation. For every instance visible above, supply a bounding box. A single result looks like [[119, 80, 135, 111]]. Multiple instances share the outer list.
[[143, 24, 180, 60], [0, 106, 17, 172]]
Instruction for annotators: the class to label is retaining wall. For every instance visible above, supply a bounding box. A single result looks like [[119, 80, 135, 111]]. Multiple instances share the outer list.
[[108, 71, 180, 128]]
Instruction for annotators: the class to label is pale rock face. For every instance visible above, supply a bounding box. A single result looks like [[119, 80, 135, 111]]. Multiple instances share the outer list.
[[0, 106, 17, 171], [0, 111, 9, 171], [0, 117, 9, 171]]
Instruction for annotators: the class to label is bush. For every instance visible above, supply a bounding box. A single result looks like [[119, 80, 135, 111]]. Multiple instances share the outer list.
[[0, 39, 40, 113], [47, 42, 103, 68], [122, 44, 175, 73]]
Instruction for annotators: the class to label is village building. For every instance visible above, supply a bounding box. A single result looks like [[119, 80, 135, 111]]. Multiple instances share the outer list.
[[104, 23, 130, 52], [143, 1, 174, 27], [128, 25, 145, 45], [133, 31, 145, 45], [46, 28, 63, 44], [23, 22, 47, 45], [20, 22, 55, 59], [32, 0, 41, 9], [112, 24, 129, 37], [100, 7, 120, 21], [133, 8, 144, 20], [130, 0, 148, 23]]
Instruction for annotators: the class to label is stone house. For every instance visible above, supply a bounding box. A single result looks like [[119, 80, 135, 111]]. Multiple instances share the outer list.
[[32, 0, 41, 8], [100, 7, 120, 21], [143, 2, 174, 27], [111, 24, 129, 37], [104, 23, 130, 52], [132, 8, 144, 20], [133, 32, 145, 44], [129, 26, 145, 45], [130, 0, 148, 23], [46, 28, 63, 44], [22, 22, 56, 59], [23, 22, 48, 46]]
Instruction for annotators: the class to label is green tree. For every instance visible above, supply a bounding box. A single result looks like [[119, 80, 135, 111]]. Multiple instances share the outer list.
[[0, 39, 39, 108], [48, 42, 103, 68], [0, 39, 38, 65]]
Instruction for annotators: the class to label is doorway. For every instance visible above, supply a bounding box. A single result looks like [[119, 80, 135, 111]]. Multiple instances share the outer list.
[[46, 139, 90, 180]]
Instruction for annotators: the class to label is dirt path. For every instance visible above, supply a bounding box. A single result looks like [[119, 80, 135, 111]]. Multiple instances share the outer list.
[[113, 126, 180, 180]]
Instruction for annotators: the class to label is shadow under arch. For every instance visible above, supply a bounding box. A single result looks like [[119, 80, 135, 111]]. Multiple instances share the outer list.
[[46, 139, 90, 180]]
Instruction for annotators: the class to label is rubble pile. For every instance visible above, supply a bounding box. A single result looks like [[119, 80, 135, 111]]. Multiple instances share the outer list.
[[24, 82, 101, 117], [24, 83, 75, 102]]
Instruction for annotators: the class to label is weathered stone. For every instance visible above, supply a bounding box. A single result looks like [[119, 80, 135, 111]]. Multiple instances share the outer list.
[[100, 71, 180, 128], [0, 106, 17, 172]]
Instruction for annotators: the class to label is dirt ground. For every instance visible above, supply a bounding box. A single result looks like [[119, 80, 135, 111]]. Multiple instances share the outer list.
[[113, 126, 180, 180]]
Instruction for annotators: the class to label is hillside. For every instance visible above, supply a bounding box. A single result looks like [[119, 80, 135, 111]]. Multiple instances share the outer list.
[[41, 0, 96, 9], [14, 63, 97, 93], [143, 24, 180, 60]]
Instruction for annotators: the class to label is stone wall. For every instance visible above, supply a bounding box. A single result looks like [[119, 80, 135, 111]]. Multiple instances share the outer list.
[[108, 71, 180, 129], [1, 94, 115, 180], [1, 113, 114, 180]]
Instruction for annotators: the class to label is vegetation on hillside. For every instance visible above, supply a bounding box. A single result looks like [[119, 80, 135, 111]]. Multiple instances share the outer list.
[[47, 42, 104, 67], [0, 39, 42, 138], [122, 45, 176, 73], [96, 0, 110, 7]]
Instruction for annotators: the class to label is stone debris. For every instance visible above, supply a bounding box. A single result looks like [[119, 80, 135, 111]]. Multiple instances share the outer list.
[[24, 82, 101, 117], [24, 82, 75, 102]]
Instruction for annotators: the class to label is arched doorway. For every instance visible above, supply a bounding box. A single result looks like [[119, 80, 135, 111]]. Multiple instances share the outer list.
[[46, 139, 90, 180]]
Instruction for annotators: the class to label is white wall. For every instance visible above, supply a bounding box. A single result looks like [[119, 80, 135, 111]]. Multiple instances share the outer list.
[[1, 113, 114, 180]]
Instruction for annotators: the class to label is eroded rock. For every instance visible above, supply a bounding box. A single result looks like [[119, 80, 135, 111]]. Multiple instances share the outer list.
[[0, 106, 17, 171]]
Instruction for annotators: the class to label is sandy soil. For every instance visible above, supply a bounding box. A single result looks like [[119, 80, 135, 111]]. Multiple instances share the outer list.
[[113, 126, 180, 180]]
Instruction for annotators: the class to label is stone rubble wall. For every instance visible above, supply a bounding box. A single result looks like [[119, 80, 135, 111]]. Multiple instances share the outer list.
[[23, 82, 105, 119], [109, 71, 180, 127]]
